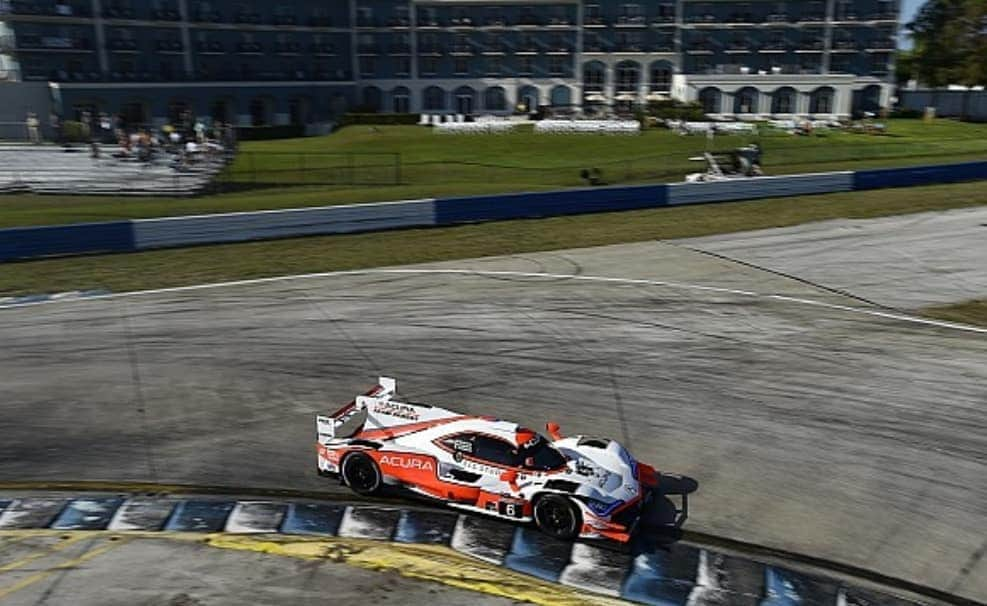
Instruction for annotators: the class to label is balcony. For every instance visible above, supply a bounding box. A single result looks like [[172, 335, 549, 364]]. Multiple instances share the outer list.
[[275, 41, 302, 54], [14, 35, 93, 51], [686, 13, 718, 24], [517, 15, 542, 27], [233, 12, 262, 25], [615, 44, 644, 52], [867, 12, 897, 22], [155, 40, 183, 53], [483, 17, 507, 27], [448, 17, 476, 27], [236, 42, 263, 54], [482, 45, 506, 55], [831, 40, 860, 52], [685, 44, 714, 54], [865, 41, 895, 52], [584, 16, 605, 26], [310, 43, 336, 55], [765, 13, 790, 23], [418, 19, 442, 28], [196, 40, 224, 54], [547, 17, 572, 27], [652, 16, 676, 25], [583, 42, 607, 53], [653, 43, 674, 52], [388, 43, 411, 54], [102, 7, 135, 19], [796, 41, 824, 52], [546, 45, 571, 55], [387, 17, 410, 27], [107, 38, 139, 52], [724, 41, 751, 54], [615, 15, 646, 27], [418, 44, 443, 55], [759, 41, 790, 53], [725, 12, 757, 24], [515, 44, 539, 55], [6, 2, 89, 17], [357, 44, 379, 55], [799, 13, 826, 23], [193, 11, 222, 23], [151, 8, 181, 21]]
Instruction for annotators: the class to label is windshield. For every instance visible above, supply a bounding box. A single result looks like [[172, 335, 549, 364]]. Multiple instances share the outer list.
[[520, 439, 567, 471]]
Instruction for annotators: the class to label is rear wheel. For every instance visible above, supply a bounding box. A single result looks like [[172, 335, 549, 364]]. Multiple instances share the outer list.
[[342, 452, 382, 496], [534, 494, 581, 540]]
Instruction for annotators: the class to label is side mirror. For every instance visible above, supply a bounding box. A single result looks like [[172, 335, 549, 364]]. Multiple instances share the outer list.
[[546, 422, 563, 441]]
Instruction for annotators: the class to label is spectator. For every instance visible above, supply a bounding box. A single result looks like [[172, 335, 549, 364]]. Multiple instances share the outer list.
[[25, 112, 40, 143]]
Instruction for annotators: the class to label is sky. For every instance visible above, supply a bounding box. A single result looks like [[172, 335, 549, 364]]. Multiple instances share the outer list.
[[899, 0, 924, 48]]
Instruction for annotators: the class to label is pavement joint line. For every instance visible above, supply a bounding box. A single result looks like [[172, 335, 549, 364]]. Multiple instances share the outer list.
[[0, 534, 89, 574], [0, 536, 130, 601], [0, 268, 984, 335], [0, 490, 974, 606]]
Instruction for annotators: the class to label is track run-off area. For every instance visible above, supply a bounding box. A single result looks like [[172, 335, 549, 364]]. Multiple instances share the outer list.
[[1, 207, 985, 603]]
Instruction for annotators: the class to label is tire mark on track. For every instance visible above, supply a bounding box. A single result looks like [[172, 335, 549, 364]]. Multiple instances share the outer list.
[[119, 300, 159, 483]]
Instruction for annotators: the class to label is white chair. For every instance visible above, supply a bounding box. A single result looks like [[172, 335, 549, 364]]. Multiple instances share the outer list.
[[418, 114, 430, 126]]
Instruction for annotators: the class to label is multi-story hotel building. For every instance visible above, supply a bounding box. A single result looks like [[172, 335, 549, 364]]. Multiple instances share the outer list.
[[0, 0, 899, 127]]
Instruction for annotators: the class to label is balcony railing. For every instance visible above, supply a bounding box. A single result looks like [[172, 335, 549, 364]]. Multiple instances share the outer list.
[[102, 7, 135, 19], [615, 15, 646, 26], [151, 8, 181, 21], [236, 42, 263, 53], [6, 3, 91, 17], [310, 43, 336, 55], [196, 41, 224, 53], [449, 17, 475, 27], [517, 16, 541, 26], [155, 40, 183, 52], [107, 38, 139, 51], [275, 42, 301, 54], [13, 35, 93, 50], [233, 12, 262, 24], [388, 43, 411, 54]]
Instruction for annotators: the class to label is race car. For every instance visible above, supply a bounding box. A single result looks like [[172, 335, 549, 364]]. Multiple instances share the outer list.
[[315, 377, 669, 542]]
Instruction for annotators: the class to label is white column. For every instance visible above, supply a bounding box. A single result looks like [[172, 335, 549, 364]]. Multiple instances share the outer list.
[[720, 91, 732, 115], [797, 91, 810, 115], [759, 90, 771, 115], [177, 0, 193, 77], [605, 62, 615, 105]]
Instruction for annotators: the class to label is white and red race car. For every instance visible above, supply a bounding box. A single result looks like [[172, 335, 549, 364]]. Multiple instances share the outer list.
[[315, 377, 665, 542]]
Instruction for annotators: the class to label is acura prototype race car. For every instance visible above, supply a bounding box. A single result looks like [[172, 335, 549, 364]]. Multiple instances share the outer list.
[[316, 377, 676, 542]]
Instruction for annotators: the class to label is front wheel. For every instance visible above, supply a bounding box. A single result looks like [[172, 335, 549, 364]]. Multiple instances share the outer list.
[[341, 452, 382, 496], [533, 494, 581, 540]]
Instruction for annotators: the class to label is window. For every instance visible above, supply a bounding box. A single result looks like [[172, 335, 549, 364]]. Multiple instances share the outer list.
[[485, 87, 506, 111], [421, 57, 438, 76], [486, 56, 502, 76], [359, 56, 376, 77], [394, 56, 410, 76], [472, 436, 519, 467], [518, 56, 533, 75], [454, 58, 468, 75], [549, 56, 565, 76], [357, 6, 373, 26], [619, 3, 642, 18], [485, 6, 503, 26], [519, 439, 566, 471], [585, 3, 602, 23]]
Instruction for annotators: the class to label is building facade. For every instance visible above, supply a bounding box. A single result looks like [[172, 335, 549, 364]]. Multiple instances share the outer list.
[[0, 0, 899, 127]]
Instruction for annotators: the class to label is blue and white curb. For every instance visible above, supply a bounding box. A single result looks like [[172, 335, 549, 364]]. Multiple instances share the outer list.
[[0, 496, 930, 606]]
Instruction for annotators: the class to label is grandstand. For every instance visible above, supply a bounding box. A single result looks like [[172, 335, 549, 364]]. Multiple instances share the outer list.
[[0, 144, 229, 196]]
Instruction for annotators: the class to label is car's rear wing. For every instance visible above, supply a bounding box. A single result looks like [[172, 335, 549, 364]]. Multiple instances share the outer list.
[[316, 376, 460, 442]]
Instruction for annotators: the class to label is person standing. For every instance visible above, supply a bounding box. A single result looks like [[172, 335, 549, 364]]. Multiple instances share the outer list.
[[25, 112, 40, 143]]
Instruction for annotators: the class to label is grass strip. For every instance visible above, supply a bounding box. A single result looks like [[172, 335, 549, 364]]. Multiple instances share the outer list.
[[1, 181, 985, 297], [921, 299, 987, 328]]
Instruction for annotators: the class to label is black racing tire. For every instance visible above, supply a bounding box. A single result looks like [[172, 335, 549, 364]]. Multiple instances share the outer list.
[[341, 452, 382, 496], [533, 494, 582, 541]]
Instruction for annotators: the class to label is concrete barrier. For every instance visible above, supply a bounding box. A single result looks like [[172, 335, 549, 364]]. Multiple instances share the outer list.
[[133, 198, 436, 249], [853, 161, 987, 191], [668, 171, 854, 205], [0, 221, 134, 261]]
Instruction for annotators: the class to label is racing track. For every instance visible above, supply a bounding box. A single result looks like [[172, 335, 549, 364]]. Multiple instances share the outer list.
[[1, 208, 986, 603]]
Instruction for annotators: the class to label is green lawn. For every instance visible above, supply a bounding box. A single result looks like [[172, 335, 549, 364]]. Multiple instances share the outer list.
[[0, 118, 985, 229], [2, 180, 985, 297]]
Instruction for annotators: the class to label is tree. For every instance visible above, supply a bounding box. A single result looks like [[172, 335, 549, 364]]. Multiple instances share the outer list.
[[907, 0, 987, 86]]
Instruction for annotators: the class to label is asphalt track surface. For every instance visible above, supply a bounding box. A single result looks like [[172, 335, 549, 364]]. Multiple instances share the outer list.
[[1, 208, 985, 603]]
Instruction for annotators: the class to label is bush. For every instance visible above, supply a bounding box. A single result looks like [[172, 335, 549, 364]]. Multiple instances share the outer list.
[[340, 113, 421, 126], [890, 108, 924, 119], [60, 120, 91, 142], [234, 125, 306, 141], [646, 100, 706, 122]]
